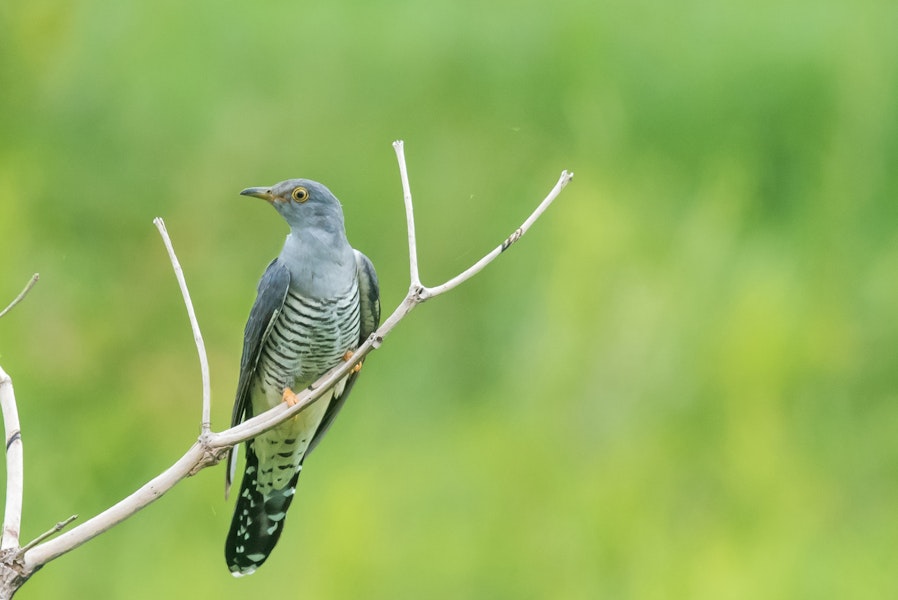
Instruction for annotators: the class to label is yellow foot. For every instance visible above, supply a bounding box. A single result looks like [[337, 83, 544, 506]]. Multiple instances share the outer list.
[[282, 387, 299, 407], [343, 350, 363, 373]]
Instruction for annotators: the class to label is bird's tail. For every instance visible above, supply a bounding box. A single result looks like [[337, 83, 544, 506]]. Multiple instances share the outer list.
[[225, 440, 301, 576]]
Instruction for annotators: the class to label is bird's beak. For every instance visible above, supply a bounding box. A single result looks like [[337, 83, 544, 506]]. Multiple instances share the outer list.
[[240, 187, 277, 203]]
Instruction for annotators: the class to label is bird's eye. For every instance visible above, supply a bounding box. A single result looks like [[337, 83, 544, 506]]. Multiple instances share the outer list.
[[292, 187, 310, 203]]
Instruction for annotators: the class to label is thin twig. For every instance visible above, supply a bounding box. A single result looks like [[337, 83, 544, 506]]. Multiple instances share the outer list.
[[0, 274, 39, 320], [424, 170, 573, 298], [392, 141, 421, 288], [0, 366, 23, 551], [154, 218, 212, 433], [15, 515, 78, 558]]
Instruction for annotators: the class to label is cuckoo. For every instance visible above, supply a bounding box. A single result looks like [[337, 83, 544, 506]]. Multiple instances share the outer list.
[[224, 179, 380, 576]]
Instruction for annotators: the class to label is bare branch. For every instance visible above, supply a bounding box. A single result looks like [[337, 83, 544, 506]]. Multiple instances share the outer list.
[[0, 274, 39, 320], [7, 141, 572, 592], [23, 443, 212, 568], [423, 170, 573, 299], [392, 141, 421, 288], [0, 368, 23, 551], [21, 297, 421, 570], [153, 218, 212, 433]]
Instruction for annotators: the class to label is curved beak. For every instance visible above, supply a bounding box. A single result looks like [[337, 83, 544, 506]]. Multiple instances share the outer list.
[[240, 187, 276, 203]]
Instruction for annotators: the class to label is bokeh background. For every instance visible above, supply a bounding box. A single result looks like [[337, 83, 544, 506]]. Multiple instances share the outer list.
[[2, 0, 897, 598]]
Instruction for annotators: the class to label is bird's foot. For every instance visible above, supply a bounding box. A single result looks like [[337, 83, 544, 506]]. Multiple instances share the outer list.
[[282, 387, 300, 407], [343, 350, 362, 373]]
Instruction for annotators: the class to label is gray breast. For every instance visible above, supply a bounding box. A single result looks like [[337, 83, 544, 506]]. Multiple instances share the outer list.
[[257, 282, 361, 393]]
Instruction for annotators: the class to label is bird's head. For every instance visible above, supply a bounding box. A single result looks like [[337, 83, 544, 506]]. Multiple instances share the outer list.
[[240, 178, 343, 229]]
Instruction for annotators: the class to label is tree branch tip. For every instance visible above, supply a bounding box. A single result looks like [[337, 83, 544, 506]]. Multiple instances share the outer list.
[[153, 215, 213, 437], [0, 273, 41, 319], [56, 515, 78, 529]]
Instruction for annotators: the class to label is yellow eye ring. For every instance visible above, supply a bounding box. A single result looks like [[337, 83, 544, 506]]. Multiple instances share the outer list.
[[292, 186, 310, 203]]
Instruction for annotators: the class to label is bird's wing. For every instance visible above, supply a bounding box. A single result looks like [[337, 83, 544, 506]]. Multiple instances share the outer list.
[[354, 249, 382, 342], [306, 250, 381, 455], [225, 258, 290, 495]]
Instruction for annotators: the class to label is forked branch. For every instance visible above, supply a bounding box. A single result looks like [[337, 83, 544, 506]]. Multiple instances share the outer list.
[[0, 142, 572, 597]]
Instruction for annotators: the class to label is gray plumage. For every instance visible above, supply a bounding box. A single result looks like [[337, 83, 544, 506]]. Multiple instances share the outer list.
[[225, 179, 380, 576]]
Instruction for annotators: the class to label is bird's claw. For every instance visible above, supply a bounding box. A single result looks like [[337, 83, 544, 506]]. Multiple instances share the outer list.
[[343, 350, 362, 373], [282, 387, 299, 407]]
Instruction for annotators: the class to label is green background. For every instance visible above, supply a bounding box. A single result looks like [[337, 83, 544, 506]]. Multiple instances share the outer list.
[[2, 0, 897, 598]]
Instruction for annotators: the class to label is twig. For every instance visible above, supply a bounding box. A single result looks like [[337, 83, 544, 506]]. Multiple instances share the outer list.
[[0, 366, 23, 551], [15, 515, 77, 558], [153, 218, 212, 433], [423, 169, 573, 298], [15, 141, 572, 583], [0, 274, 39, 320], [393, 141, 421, 288]]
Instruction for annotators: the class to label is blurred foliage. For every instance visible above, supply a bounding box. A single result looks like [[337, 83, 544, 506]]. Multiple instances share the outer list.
[[1, 0, 897, 598]]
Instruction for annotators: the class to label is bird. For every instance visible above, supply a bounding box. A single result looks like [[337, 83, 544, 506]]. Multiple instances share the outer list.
[[224, 178, 380, 576]]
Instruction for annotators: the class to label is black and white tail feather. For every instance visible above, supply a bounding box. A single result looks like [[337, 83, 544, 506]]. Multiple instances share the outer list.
[[225, 441, 301, 576]]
